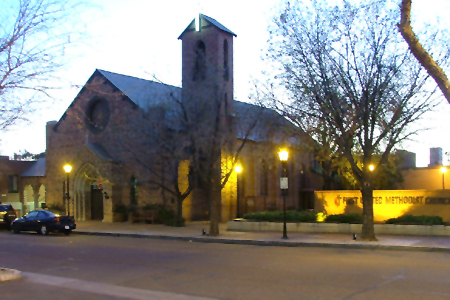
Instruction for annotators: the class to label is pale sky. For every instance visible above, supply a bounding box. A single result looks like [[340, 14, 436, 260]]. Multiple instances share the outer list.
[[1, 0, 450, 167]]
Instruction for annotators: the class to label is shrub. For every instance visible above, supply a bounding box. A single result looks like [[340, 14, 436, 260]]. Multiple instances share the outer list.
[[154, 205, 185, 227], [112, 204, 127, 214], [127, 204, 138, 213], [385, 215, 444, 225], [243, 210, 317, 222], [325, 213, 362, 224], [164, 217, 185, 227], [142, 203, 158, 211]]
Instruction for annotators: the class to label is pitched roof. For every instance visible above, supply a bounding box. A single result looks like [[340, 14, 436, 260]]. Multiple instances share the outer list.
[[97, 69, 181, 112], [178, 13, 237, 39], [21, 158, 46, 177], [1, 159, 36, 175], [234, 101, 298, 143], [96, 69, 296, 144]]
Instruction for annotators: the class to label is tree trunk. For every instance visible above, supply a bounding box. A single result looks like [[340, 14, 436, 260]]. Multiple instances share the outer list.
[[360, 179, 377, 241], [209, 169, 222, 236], [176, 196, 183, 226]]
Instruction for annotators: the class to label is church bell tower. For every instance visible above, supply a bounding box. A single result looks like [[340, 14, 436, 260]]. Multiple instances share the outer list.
[[178, 14, 237, 221], [178, 14, 236, 119]]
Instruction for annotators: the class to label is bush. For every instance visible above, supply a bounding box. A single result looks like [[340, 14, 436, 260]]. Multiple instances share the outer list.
[[142, 203, 158, 211], [385, 215, 444, 225], [164, 217, 185, 227], [112, 204, 127, 214], [325, 213, 362, 224], [243, 210, 317, 222], [153, 205, 185, 227], [127, 204, 138, 213]]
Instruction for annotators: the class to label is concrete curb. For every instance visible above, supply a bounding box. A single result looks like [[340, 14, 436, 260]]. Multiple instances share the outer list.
[[72, 231, 450, 253], [0, 268, 21, 282], [227, 221, 450, 236]]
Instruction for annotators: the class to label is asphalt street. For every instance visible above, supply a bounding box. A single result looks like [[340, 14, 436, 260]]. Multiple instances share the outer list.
[[1, 231, 450, 300]]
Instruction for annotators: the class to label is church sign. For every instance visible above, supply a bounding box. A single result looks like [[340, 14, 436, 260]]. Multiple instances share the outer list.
[[315, 190, 450, 222]]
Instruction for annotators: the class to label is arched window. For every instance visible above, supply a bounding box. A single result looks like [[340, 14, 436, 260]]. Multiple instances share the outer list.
[[130, 177, 138, 205], [85, 97, 110, 134], [223, 39, 229, 81], [260, 160, 268, 196], [193, 40, 206, 81]]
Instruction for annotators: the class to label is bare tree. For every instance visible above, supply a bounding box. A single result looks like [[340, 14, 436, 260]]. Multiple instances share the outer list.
[[118, 98, 194, 227], [267, 0, 441, 240], [182, 84, 262, 236], [109, 76, 262, 234], [399, 0, 450, 104], [258, 82, 342, 190], [0, 0, 86, 130], [13, 149, 45, 160]]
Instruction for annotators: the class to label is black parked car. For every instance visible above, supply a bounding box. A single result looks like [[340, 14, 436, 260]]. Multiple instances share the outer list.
[[0, 204, 17, 230], [11, 209, 76, 235]]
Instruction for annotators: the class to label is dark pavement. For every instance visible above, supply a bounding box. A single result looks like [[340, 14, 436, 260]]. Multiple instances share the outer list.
[[73, 221, 450, 252], [1, 231, 450, 300]]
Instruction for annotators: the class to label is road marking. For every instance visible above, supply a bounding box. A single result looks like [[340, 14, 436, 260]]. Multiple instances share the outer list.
[[22, 272, 219, 300]]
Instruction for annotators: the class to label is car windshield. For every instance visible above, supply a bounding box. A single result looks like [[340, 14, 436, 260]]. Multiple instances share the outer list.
[[40, 210, 56, 217]]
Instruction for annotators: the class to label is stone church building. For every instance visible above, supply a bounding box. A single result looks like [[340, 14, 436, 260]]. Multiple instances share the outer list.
[[10, 14, 322, 222]]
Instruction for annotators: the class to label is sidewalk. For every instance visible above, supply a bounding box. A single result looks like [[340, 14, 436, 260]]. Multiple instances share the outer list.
[[74, 221, 450, 252]]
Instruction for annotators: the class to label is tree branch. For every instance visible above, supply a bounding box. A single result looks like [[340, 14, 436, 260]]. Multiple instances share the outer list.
[[398, 0, 450, 103]]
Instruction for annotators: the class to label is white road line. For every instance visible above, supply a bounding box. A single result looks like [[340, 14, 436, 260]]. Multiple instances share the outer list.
[[22, 272, 219, 300]]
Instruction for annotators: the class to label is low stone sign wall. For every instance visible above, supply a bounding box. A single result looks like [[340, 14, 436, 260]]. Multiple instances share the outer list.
[[315, 190, 450, 222], [227, 220, 450, 236]]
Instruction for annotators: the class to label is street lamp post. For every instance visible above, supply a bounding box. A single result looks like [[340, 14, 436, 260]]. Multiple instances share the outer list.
[[64, 164, 72, 216], [62, 181, 66, 213], [235, 165, 242, 218], [279, 149, 289, 239], [441, 167, 447, 190]]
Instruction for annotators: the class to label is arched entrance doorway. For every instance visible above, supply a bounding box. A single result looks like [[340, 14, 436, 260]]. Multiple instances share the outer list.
[[38, 184, 46, 209], [23, 185, 34, 214], [73, 163, 108, 221]]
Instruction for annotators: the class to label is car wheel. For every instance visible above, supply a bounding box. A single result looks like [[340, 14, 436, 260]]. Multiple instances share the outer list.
[[12, 224, 20, 234], [39, 224, 49, 235], [64, 229, 71, 236]]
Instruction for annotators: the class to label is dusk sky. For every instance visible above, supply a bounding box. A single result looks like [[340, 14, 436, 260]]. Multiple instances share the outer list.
[[1, 0, 450, 167]]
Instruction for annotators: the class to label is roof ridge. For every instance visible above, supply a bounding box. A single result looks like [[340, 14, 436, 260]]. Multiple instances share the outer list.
[[178, 13, 237, 39], [96, 69, 181, 89], [199, 14, 237, 36]]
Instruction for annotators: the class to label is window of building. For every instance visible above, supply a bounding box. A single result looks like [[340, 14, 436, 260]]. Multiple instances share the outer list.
[[8, 175, 18, 193], [260, 160, 268, 196], [193, 40, 206, 81], [311, 153, 320, 171], [223, 39, 229, 81], [130, 177, 138, 205], [85, 97, 110, 134]]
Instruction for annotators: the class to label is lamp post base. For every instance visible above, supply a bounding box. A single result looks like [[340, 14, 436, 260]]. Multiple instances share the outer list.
[[282, 194, 288, 240]]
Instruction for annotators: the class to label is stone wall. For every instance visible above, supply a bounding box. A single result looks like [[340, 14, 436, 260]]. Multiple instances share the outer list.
[[227, 220, 450, 236], [45, 73, 168, 221], [315, 190, 450, 222]]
